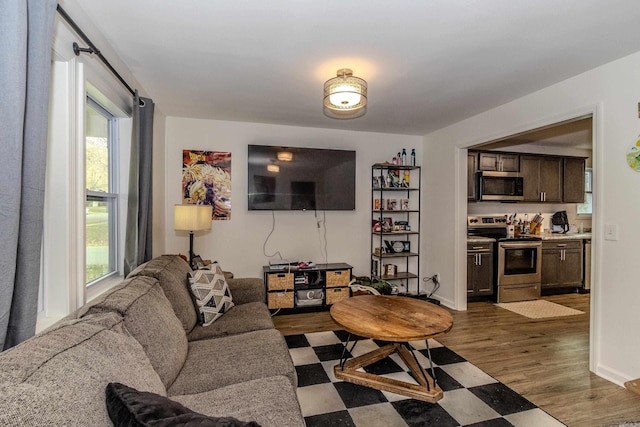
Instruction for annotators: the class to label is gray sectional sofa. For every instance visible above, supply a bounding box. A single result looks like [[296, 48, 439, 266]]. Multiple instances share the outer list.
[[0, 255, 305, 426]]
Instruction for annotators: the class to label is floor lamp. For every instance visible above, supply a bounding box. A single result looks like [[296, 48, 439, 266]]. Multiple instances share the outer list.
[[174, 204, 212, 269]]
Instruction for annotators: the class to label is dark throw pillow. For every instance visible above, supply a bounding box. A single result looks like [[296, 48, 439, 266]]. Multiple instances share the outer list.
[[105, 382, 261, 427]]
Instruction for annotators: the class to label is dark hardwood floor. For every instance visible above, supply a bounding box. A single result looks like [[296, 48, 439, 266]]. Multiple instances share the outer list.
[[273, 294, 640, 427]]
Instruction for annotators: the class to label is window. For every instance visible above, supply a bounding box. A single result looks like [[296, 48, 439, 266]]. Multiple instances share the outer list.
[[577, 168, 592, 215], [85, 97, 118, 285]]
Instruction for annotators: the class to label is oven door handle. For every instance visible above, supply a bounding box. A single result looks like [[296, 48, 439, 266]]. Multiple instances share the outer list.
[[499, 242, 541, 249]]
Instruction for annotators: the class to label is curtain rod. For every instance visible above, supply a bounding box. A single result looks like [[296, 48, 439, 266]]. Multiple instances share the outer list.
[[56, 4, 137, 99]]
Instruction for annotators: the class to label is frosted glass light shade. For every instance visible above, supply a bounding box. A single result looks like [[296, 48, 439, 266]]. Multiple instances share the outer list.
[[174, 204, 212, 231], [323, 68, 367, 119]]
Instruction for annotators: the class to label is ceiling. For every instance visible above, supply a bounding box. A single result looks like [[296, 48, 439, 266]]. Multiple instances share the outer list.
[[71, 0, 640, 136]]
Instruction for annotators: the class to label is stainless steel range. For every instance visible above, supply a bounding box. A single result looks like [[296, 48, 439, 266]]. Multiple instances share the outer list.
[[467, 215, 542, 303]]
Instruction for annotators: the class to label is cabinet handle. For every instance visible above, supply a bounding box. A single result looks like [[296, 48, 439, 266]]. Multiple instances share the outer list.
[[478, 254, 482, 266], [556, 244, 567, 247], [472, 246, 484, 250]]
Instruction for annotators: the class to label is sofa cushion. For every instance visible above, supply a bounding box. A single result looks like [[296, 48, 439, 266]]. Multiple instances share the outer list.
[[106, 382, 260, 426], [172, 376, 305, 427], [167, 329, 296, 396], [128, 255, 198, 333], [188, 263, 235, 326], [225, 277, 265, 305], [80, 275, 188, 388], [187, 302, 274, 341], [0, 312, 165, 426]]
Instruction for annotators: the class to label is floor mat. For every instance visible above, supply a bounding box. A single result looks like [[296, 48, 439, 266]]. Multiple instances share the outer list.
[[496, 299, 584, 319], [287, 329, 566, 426]]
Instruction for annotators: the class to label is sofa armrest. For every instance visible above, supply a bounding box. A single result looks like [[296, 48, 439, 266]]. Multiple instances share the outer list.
[[227, 278, 265, 305]]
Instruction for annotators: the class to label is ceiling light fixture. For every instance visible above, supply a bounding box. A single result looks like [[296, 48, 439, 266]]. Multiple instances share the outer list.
[[323, 68, 367, 119], [277, 151, 293, 161], [267, 164, 279, 173]]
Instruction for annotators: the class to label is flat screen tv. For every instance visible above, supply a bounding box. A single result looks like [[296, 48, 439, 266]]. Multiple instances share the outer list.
[[247, 145, 356, 211]]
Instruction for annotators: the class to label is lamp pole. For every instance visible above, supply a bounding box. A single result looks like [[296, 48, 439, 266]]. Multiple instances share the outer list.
[[188, 230, 195, 268]]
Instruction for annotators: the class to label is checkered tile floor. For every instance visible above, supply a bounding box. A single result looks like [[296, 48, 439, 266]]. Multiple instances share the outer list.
[[286, 330, 566, 427]]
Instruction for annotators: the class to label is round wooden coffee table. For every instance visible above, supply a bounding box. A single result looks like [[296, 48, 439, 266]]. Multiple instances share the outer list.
[[330, 295, 453, 403]]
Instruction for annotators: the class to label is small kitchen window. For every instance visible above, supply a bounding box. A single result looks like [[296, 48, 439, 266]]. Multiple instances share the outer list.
[[577, 168, 592, 215]]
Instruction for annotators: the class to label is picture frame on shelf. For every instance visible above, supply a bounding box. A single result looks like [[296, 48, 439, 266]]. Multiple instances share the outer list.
[[372, 176, 382, 189], [394, 220, 409, 231]]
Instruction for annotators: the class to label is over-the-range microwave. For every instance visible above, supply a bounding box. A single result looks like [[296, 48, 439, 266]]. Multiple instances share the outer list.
[[477, 171, 524, 201]]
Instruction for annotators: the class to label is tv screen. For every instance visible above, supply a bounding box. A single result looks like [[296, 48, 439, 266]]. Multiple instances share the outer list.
[[248, 145, 356, 211]]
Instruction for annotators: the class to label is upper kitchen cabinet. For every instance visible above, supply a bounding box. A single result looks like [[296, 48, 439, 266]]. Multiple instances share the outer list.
[[563, 157, 586, 203], [478, 152, 519, 172], [469, 150, 587, 203], [520, 155, 562, 202], [468, 152, 477, 200]]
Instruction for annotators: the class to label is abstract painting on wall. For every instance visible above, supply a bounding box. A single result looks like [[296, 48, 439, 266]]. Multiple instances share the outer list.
[[182, 150, 232, 219]]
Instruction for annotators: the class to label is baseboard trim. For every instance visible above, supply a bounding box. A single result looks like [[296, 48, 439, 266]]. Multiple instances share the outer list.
[[595, 363, 634, 388]]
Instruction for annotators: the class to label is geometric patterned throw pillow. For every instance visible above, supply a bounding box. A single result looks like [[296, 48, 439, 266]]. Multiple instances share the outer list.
[[187, 262, 234, 326]]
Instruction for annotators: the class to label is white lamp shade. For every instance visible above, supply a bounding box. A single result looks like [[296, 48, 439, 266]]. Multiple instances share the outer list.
[[174, 204, 212, 231]]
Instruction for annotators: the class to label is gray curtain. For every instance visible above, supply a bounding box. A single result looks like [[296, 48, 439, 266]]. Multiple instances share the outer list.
[[0, 0, 57, 350], [124, 93, 154, 276]]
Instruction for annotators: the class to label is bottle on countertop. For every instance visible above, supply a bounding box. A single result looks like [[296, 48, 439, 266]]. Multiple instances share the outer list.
[[411, 149, 416, 166], [401, 149, 407, 165], [397, 152, 401, 165]]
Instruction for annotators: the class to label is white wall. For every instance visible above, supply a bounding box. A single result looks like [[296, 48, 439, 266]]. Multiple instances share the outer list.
[[164, 117, 422, 282], [422, 50, 640, 386]]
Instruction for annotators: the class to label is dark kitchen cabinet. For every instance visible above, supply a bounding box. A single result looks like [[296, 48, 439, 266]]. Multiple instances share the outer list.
[[563, 157, 586, 203], [520, 155, 562, 202], [467, 243, 493, 296], [541, 240, 583, 288], [478, 152, 519, 172], [468, 153, 477, 200]]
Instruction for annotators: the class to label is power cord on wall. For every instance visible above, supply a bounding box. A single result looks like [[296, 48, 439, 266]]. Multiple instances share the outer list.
[[422, 274, 441, 305], [315, 210, 328, 265], [263, 210, 283, 261]]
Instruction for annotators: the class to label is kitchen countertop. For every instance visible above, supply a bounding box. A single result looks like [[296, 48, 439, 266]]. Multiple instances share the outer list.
[[537, 232, 592, 241], [467, 233, 591, 243]]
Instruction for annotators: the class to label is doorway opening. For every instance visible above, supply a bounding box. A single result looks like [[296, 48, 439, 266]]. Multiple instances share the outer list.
[[463, 112, 595, 369]]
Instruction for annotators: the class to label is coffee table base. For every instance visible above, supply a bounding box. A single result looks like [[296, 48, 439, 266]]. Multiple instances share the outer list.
[[333, 343, 443, 403]]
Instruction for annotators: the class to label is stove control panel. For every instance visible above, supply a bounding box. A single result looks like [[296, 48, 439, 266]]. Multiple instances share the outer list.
[[467, 215, 508, 228]]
